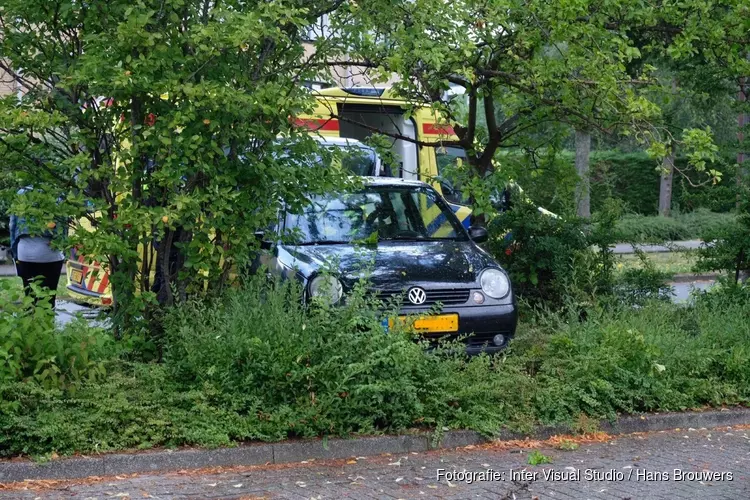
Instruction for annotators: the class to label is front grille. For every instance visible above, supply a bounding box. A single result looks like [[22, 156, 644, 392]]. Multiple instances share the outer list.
[[461, 332, 497, 346], [375, 288, 470, 306], [422, 331, 511, 349]]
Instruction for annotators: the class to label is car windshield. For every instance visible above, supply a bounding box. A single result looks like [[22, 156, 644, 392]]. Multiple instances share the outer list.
[[285, 185, 468, 244]]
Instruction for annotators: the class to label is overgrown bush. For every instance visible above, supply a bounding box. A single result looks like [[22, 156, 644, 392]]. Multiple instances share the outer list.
[[0, 280, 113, 391], [0, 178, 12, 250], [162, 276, 527, 439], [588, 151, 738, 215], [501, 150, 738, 217], [0, 280, 749, 458], [614, 252, 674, 305], [692, 277, 750, 309], [518, 297, 750, 423], [486, 197, 677, 308], [0, 277, 536, 457], [486, 199, 621, 308]]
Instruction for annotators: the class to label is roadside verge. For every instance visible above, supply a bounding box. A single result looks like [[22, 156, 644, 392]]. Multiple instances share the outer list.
[[2, 407, 748, 482]]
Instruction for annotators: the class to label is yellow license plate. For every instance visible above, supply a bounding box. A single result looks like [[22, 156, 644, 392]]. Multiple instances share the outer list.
[[70, 269, 84, 285], [390, 313, 459, 333]]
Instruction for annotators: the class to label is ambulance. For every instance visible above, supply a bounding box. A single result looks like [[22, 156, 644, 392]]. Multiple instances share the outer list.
[[295, 87, 473, 228]]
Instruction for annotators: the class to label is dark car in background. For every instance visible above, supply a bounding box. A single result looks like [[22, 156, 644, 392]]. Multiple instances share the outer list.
[[253, 178, 517, 354]]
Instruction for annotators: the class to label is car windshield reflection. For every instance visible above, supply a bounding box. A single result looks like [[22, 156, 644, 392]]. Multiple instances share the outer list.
[[285, 186, 468, 245]]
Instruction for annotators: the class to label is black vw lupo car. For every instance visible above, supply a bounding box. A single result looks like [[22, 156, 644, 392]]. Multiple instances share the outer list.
[[253, 178, 517, 354]]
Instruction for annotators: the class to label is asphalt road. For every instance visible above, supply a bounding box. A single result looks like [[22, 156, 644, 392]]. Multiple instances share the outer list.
[[669, 280, 715, 303], [3, 426, 748, 499], [55, 300, 109, 328], [611, 240, 704, 255]]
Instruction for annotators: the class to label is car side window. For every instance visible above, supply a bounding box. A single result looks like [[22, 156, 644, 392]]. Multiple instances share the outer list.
[[388, 192, 415, 231], [410, 190, 460, 239]]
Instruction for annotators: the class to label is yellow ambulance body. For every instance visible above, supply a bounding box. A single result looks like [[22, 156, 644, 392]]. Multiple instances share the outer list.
[[297, 87, 472, 229]]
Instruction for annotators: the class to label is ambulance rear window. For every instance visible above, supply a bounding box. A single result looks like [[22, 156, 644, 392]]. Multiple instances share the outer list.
[[324, 146, 377, 176]]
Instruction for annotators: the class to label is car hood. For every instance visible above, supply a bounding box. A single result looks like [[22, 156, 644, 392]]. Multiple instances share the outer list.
[[283, 240, 497, 289]]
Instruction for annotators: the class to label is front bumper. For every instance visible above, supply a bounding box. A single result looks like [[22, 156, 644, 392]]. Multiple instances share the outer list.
[[396, 303, 518, 355]]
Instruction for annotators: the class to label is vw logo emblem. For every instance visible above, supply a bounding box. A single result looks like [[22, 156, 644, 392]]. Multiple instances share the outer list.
[[407, 287, 427, 305]]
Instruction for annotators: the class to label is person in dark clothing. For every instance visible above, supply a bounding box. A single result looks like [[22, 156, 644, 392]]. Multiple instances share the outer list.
[[8, 188, 67, 309]]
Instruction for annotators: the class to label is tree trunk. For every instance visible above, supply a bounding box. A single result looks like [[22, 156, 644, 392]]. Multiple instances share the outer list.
[[738, 74, 747, 209], [658, 149, 675, 217], [574, 129, 591, 218]]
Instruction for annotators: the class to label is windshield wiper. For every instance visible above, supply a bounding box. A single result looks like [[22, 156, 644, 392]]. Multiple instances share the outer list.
[[295, 240, 351, 245], [379, 235, 443, 242]]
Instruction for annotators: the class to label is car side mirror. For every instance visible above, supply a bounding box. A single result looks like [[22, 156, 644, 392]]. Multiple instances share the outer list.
[[469, 226, 488, 243], [254, 230, 273, 250]]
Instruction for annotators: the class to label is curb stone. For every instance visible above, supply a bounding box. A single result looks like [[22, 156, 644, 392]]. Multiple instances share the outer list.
[[273, 434, 429, 464], [1, 407, 748, 482], [669, 272, 719, 284], [600, 407, 750, 434], [102, 444, 275, 476]]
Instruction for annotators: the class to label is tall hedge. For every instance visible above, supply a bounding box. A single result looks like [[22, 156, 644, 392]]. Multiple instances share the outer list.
[[589, 151, 738, 215], [501, 149, 738, 216]]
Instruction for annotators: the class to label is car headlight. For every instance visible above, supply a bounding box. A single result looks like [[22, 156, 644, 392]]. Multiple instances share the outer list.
[[480, 268, 510, 299], [308, 275, 343, 304]]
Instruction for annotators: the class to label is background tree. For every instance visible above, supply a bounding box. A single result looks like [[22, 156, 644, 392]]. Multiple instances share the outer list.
[[618, 12, 745, 218], [331, 0, 748, 216], [574, 128, 592, 218]]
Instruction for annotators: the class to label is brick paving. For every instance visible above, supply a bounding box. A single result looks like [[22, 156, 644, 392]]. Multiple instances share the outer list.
[[2, 427, 749, 499]]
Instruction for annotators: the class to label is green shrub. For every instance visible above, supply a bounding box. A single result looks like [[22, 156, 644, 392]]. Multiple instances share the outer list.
[[678, 209, 739, 237], [588, 151, 738, 215], [162, 276, 530, 439], [0, 276, 536, 457], [694, 207, 750, 283], [616, 214, 689, 242], [504, 150, 738, 217], [693, 278, 750, 310], [0, 364, 262, 457], [0, 179, 12, 249], [614, 264, 673, 306], [0, 284, 749, 458], [486, 199, 620, 308], [496, 149, 580, 216], [516, 298, 750, 423], [0, 280, 114, 391], [615, 209, 737, 243]]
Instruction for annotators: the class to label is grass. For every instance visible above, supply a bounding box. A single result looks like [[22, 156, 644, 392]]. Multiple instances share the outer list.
[[528, 450, 554, 465], [616, 251, 698, 276]]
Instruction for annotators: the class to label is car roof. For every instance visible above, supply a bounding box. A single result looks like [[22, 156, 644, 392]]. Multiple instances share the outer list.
[[313, 136, 368, 147]]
